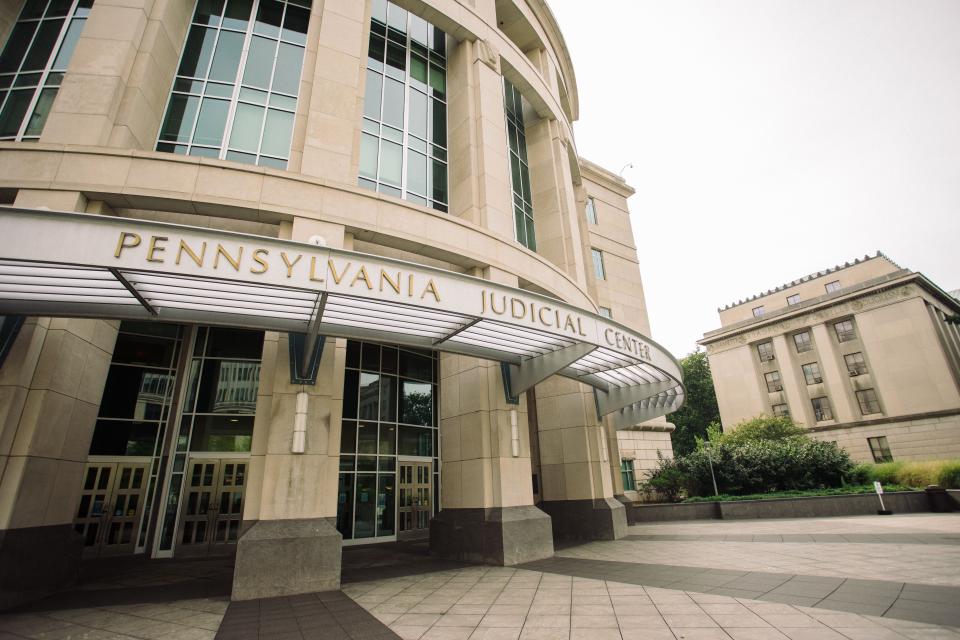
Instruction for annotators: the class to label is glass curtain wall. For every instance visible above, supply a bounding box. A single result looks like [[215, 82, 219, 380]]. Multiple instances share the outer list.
[[85, 322, 183, 550], [157, 0, 310, 169], [359, 0, 448, 211], [504, 78, 534, 250], [156, 326, 263, 552], [337, 340, 438, 541], [0, 0, 92, 140]]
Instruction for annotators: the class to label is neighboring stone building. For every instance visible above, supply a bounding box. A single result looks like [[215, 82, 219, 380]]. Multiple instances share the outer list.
[[0, 0, 683, 608], [700, 252, 960, 464]]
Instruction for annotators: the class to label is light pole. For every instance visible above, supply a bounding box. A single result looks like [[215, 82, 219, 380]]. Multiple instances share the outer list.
[[706, 443, 719, 496]]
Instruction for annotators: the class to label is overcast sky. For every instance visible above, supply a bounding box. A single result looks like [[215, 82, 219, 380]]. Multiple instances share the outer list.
[[549, 0, 960, 359]]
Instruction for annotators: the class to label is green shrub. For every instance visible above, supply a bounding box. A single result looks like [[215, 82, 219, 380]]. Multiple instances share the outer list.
[[936, 461, 960, 489], [846, 463, 871, 485], [644, 417, 854, 500], [682, 484, 916, 503]]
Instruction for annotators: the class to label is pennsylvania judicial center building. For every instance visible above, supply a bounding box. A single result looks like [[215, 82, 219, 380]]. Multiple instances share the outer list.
[[0, 0, 683, 607]]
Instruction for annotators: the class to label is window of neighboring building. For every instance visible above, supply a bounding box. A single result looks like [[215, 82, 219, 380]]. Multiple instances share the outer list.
[[357, 0, 447, 210], [585, 196, 598, 224], [811, 396, 833, 421], [834, 319, 856, 342], [802, 362, 823, 385], [764, 371, 782, 393], [856, 388, 881, 415], [591, 248, 606, 280], [752, 306, 765, 318], [825, 280, 841, 293], [620, 459, 636, 491], [756, 342, 775, 362], [793, 331, 813, 353], [599, 307, 612, 319], [157, 0, 311, 169], [0, 0, 92, 140], [772, 403, 790, 417], [845, 352, 867, 376], [868, 435, 893, 463], [786, 294, 800, 306], [504, 78, 534, 249]]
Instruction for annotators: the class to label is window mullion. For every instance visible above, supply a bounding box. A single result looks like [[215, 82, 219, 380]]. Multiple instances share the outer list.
[[400, 25, 411, 200], [220, 0, 259, 160]]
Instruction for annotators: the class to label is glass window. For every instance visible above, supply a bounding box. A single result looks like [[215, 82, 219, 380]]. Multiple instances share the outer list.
[[598, 307, 612, 319], [764, 371, 782, 393], [868, 435, 893, 463], [825, 280, 841, 293], [504, 78, 535, 250], [0, 0, 92, 140], [585, 197, 598, 224], [752, 306, 765, 318], [772, 403, 790, 417], [786, 294, 800, 306], [801, 362, 822, 385], [591, 248, 606, 280], [845, 352, 867, 376], [834, 319, 856, 343], [338, 339, 438, 542], [793, 331, 813, 353], [157, 0, 309, 168], [756, 342, 775, 362], [358, 1, 447, 212], [811, 396, 833, 422], [620, 459, 635, 491], [856, 388, 881, 415]]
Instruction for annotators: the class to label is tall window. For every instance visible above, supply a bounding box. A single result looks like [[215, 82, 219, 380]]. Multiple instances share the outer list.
[[157, 0, 311, 169], [0, 0, 92, 140], [834, 319, 856, 342], [845, 352, 867, 376], [504, 78, 534, 249], [620, 459, 636, 491], [793, 331, 813, 353], [856, 388, 881, 415], [359, 0, 447, 211], [801, 362, 822, 385], [585, 197, 598, 224], [868, 436, 893, 463], [811, 396, 832, 422], [772, 403, 790, 417], [591, 248, 606, 280], [756, 342, 774, 362], [764, 371, 782, 393], [337, 341, 438, 541]]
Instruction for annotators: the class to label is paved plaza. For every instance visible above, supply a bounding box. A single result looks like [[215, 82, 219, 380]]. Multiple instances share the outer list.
[[0, 513, 957, 639]]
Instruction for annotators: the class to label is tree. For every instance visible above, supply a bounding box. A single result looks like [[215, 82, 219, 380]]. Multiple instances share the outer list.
[[667, 348, 720, 456]]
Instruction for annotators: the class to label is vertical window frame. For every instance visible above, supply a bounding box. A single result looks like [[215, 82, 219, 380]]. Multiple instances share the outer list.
[[585, 196, 598, 224], [591, 248, 605, 280], [504, 77, 534, 249], [868, 435, 893, 463], [856, 388, 881, 415], [811, 396, 833, 422], [155, 0, 311, 169], [0, 0, 92, 141]]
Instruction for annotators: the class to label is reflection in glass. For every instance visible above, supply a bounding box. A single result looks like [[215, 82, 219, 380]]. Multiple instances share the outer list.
[[401, 380, 432, 426], [354, 474, 377, 538], [358, 372, 379, 420], [188, 415, 254, 452]]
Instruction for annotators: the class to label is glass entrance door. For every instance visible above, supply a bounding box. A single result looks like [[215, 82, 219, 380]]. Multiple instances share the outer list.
[[175, 458, 247, 556], [74, 460, 150, 557], [397, 460, 431, 541]]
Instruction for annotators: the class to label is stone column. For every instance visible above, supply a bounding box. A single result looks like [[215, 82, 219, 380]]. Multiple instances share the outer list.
[[0, 189, 117, 609], [771, 335, 811, 425], [431, 268, 553, 565], [446, 38, 515, 237], [811, 323, 857, 422], [232, 218, 347, 600], [524, 118, 587, 283], [536, 376, 626, 542], [39, 0, 186, 147], [299, 0, 367, 182]]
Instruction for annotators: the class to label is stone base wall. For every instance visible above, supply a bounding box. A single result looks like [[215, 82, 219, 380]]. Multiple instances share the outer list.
[[808, 413, 960, 462]]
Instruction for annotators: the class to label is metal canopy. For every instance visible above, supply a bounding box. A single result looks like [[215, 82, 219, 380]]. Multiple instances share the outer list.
[[0, 208, 684, 426]]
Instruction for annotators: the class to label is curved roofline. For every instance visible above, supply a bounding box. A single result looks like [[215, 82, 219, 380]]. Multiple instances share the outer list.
[[529, 0, 579, 121]]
